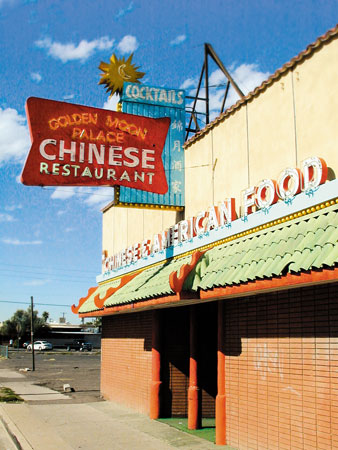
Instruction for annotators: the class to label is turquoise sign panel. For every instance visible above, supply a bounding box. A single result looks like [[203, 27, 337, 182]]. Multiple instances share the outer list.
[[120, 82, 185, 207]]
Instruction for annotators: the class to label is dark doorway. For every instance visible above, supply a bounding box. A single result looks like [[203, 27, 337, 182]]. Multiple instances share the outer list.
[[160, 302, 218, 420], [197, 301, 218, 418], [161, 306, 190, 417]]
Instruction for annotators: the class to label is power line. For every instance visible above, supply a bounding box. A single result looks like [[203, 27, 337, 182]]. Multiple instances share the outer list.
[[0, 268, 95, 281], [0, 262, 98, 275], [0, 273, 94, 283], [41, 186, 115, 197], [0, 300, 71, 307]]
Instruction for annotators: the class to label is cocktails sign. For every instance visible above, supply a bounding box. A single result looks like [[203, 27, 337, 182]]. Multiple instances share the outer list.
[[119, 82, 186, 209], [21, 97, 170, 194]]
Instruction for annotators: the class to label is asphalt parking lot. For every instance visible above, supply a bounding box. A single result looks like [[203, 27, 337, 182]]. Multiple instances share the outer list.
[[0, 349, 101, 403]]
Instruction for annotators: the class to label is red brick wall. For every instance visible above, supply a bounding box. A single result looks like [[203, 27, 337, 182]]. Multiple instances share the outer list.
[[101, 311, 152, 414], [224, 282, 338, 450]]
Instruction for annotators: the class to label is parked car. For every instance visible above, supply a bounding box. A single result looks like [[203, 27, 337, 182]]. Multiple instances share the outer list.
[[27, 341, 53, 351], [23, 341, 30, 348], [64, 339, 92, 352]]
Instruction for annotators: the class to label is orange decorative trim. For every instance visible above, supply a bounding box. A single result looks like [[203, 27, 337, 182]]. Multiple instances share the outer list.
[[169, 250, 207, 293], [94, 272, 139, 309], [200, 267, 338, 300], [150, 310, 161, 420], [71, 286, 98, 314], [77, 267, 337, 318], [79, 293, 181, 318], [216, 301, 226, 445]]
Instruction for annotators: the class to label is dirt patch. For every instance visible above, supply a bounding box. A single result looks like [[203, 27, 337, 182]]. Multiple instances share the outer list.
[[0, 350, 102, 403]]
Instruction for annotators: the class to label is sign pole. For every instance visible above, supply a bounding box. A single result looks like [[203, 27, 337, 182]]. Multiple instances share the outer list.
[[30, 296, 35, 371]]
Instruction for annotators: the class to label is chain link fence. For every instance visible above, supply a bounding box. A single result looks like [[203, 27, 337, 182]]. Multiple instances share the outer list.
[[0, 346, 8, 358]]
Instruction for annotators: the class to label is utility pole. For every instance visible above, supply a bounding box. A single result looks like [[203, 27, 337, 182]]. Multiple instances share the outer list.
[[30, 296, 35, 371]]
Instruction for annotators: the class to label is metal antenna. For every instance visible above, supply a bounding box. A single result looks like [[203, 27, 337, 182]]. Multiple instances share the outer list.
[[185, 43, 244, 141]]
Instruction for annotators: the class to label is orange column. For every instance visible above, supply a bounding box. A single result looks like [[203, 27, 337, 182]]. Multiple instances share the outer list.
[[216, 300, 226, 445], [188, 305, 201, 429], [150, 310, 161, 419]]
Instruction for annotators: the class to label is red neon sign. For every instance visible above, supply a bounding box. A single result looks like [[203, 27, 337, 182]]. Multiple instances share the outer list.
[[21, 97, 170, 194]]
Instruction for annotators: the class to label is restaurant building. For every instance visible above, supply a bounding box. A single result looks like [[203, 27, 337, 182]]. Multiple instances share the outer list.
[[73, 26, 338, 449]]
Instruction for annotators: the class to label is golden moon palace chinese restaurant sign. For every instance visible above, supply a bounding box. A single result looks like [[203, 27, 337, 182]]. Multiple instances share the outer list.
[[21, 97, 170, 194]]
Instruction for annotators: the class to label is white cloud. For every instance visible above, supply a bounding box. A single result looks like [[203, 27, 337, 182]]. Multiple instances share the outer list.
[[208, 69, 226, 87], [115, 1, 134, 20], [103, 94, 119, 111], [63, 94, 75, 100], [35, 36, 114, 63], [170, 34, 186, 47], [5, 204, 22, 211], [51, 187, 76, 200], [0, 213, 15, 222], [84, 188, 115, 209], [180, 77, 196, 90], [2, 238, 42, 245], [231, 63, 270, 93], [0, 108, 30, 165], [30, 72, 42, 83], [50, 186, 114, 209], [183, 63, 270, 123], [209, 64, 270, 119], [117, 35, 138, 54]]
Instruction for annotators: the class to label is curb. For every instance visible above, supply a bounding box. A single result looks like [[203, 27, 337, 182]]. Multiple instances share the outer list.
[[0, 405, 32, 450]]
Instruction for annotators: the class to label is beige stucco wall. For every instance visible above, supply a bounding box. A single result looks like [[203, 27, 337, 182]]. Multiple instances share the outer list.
[[293, 41, 338, 172], [184, 132, 214, 216], [102, 35, 338, 258], [184, 37, 338, 218], [102, 205, 179, 257], [246, 73, 296, 181], [211, 106, 249, 211]]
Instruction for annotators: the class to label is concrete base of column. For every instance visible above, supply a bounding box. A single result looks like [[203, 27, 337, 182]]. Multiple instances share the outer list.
[[188, 386, 201, 429], [215, 393, 226, 445], [149, 380, 162, 419]]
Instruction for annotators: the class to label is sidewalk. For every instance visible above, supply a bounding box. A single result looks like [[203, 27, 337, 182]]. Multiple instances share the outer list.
[[0, 369, 218, 450]]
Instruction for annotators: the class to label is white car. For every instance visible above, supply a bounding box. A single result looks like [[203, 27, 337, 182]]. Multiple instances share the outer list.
[[27, 341, 53, 351]]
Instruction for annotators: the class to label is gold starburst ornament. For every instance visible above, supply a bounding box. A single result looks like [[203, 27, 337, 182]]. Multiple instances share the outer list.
[[98, 53, 145, 97]]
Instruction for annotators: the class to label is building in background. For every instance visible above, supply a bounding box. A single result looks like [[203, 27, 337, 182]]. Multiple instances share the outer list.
[[47, 320, 101, 349], [73, 26, 338, 449]]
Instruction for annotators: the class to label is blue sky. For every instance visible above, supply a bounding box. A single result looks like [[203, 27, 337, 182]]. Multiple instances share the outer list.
[[0, 0, 337, 324]]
